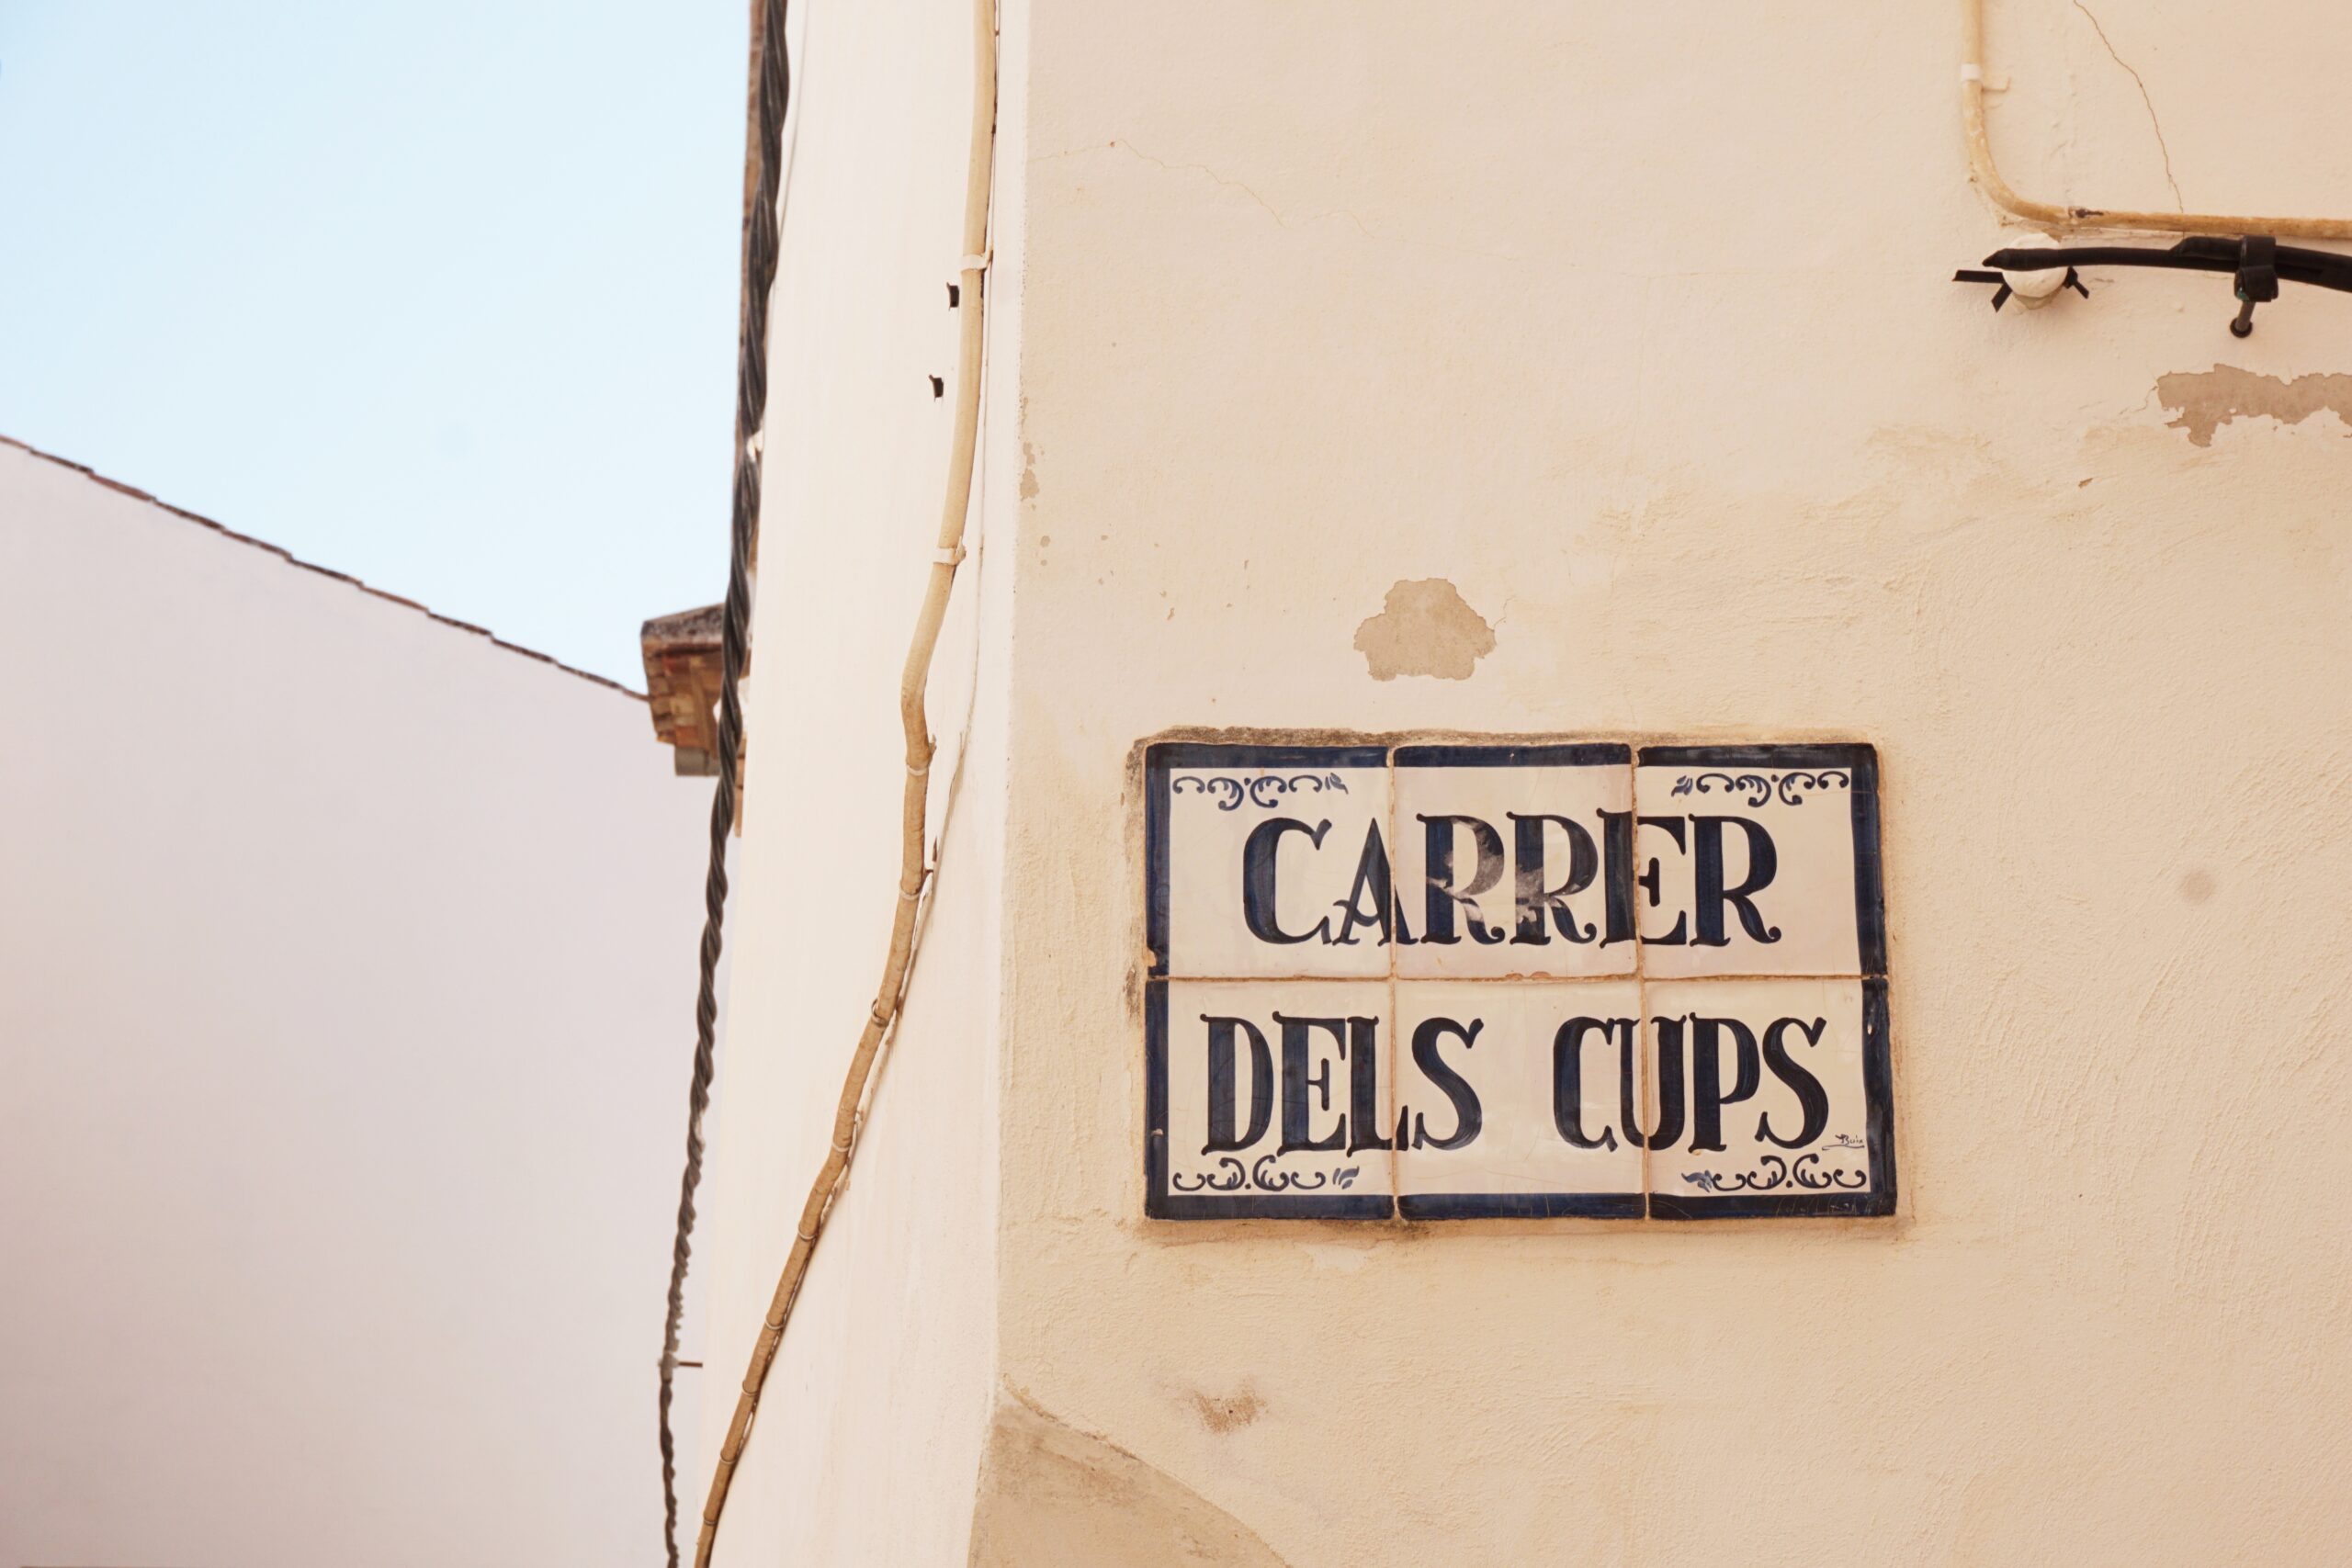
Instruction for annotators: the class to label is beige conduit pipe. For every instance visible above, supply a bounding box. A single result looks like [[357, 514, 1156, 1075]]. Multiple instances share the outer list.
[[693, 0, 997, 1562], [1962, 0, 2352, 240]]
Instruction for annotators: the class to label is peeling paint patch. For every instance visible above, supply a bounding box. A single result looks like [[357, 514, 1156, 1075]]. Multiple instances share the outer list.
[[2156, 366, 2352, 447], [970, 1393, 1290, 1568], [1352, 578, 1496, 682]]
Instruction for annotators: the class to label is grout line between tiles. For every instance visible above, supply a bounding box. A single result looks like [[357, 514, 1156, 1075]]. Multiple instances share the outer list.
[[1385, 742, 1401, 1220], [1629, 750, 1653, 1221]]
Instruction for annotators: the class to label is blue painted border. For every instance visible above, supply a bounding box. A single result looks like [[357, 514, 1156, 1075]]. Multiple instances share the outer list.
[[1144, 748, 1171, 977], [1399, 1190, 1645, 1221], [1144, 978, 1170, 1208], [1635, 742, 1871, 772], [1149, 741, 1390, 771], [1849, 751, 1888, 976], [1396, 742, 1631, 769]]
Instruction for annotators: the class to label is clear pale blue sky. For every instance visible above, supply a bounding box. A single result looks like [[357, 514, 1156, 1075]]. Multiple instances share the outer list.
[[0, 2, 745, 688]]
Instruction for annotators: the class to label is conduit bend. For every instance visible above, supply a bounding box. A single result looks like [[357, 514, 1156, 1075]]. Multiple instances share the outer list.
[[693, 0, 999, 1563], [1962, 0, 2352, 240]]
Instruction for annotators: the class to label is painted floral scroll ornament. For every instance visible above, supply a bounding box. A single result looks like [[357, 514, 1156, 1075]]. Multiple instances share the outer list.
[[1670, 770, 1850, 808], [1170, 1156, 1362, 1193], [1680, 1152, 1868, 1193], [1171, 773, 1351, 811]]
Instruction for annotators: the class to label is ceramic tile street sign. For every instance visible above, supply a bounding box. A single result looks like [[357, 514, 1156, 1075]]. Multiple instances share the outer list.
[[1143, 740, 1893, 1221]]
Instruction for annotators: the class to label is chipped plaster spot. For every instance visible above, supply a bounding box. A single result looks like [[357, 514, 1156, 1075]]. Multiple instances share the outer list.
[[1301, 1242, 1372, 1274], [1189, 1387, 1264, 1433], [1352, 578, 1496, 682], [970, 1392, 1291, 1568], [2156, 367, 2352, 447]]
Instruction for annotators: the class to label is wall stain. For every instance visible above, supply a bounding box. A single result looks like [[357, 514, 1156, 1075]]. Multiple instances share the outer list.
[[1189, 1386, 1264, 1433], [1020, 441, 1040, 501], [2155, 366, 2352, 447], [1353, 578, 1496, 682], [970, 1390, 1291, 1567]]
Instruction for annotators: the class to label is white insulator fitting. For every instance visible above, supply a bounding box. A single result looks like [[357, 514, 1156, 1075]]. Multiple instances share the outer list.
[[1998, 231, 2070, 307]]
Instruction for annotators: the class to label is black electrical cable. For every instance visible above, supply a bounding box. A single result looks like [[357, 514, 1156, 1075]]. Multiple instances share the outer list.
[[1957, 234, 2352, 335], [659, 4, 787, 1565], [1979, 236, 2352, 293]]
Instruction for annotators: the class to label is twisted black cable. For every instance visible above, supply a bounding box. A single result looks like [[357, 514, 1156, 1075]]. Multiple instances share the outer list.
[[659, 4, 787, 1564]]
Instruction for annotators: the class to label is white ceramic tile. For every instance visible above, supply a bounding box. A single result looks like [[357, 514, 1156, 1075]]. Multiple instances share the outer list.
[[1392, 745, 1636, 980], [1148, 979, 1394, 1219], [1638, 976, 1893, 1217], [1151, 746, 1391, 978], [1633, 747, 1881, 979], [1393, 979, 1645, 1217]]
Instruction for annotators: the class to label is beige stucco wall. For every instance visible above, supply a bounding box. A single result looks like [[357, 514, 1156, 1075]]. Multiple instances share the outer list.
[[0, 440, 709, 1567], [708, 2, 2352, 1563]]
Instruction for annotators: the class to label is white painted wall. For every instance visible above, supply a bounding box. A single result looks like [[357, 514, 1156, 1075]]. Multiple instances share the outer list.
[[0, 438, 711, 1568], [705, 3, 2352, 1563], [687, 0, 1014, 1561]]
